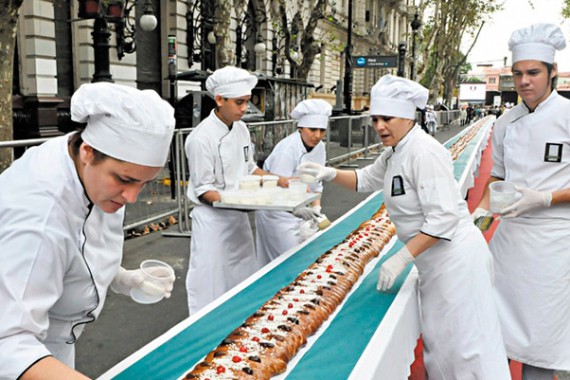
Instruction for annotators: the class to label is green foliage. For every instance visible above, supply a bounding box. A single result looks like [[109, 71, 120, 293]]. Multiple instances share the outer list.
[[563, 0, 570, 18]]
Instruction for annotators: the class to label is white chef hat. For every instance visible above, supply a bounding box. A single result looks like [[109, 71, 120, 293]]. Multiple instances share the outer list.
[[71, 82, 175, 167], [370, 75, 428, 119], [290, 99, 333, 129], [206, 66, 258, 98], [509, 23, 567, 64]]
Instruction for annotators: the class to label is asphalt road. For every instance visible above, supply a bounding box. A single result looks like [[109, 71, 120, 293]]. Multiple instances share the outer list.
[[75, 121, 570, 379]]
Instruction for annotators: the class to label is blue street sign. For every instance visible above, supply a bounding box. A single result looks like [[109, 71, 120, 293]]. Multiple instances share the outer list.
[[353, 55, 398, 68]]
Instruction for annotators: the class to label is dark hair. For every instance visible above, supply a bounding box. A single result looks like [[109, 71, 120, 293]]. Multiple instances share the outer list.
[[68, 131, 109, 163], [544, 62, 558, 91]]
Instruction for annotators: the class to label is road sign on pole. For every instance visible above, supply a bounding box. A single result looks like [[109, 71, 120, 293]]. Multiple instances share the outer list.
[[353, 55, 398, 68]]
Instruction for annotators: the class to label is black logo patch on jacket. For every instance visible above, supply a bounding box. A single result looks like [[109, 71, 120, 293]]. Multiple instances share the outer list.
[[391, 175, 405, 196], [243, 146, 249, 162], [544, 143, 562, 163]]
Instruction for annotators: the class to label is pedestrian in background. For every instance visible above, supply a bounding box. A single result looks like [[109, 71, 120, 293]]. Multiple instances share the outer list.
[[0, 83, 176, 379], [255, 99, 332, 268], [473, 23, 570, 380], [299, 75, 510, 379], [184, 66, 286, 315]]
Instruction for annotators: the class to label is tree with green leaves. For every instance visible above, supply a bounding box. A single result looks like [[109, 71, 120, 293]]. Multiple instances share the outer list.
[[0, 1, 23, 173], [268, 0, 329, 80], [415, 0, 502, 106]]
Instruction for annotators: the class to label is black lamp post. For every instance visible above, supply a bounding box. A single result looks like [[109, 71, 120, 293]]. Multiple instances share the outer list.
[[91, 16, 113, 83], [410, 13, 421, 81], [397, 41, 407, 78], [343, 0, 353, 114], [77, 0, 158, 83]]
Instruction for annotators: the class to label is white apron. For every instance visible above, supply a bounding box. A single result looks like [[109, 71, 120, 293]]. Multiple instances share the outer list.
[[255, 132, 325, 267], [185, 111, 259, 314], [186, 205, 257, 314], [255, 210, 301, 266], [490, 92, 570, 369], [357, 126, 510, 379]]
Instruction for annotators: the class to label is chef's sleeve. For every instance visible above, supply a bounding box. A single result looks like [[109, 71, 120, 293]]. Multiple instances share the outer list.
[[355, 150, 390, 192], [265, 145, 297, 178], [0, 222, 66, 379], [490, 121, 506, 179], [186, 136, 219, 198], [413, 150, 459, 240]]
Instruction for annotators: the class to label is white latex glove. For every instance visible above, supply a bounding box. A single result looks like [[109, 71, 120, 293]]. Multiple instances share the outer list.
[[297, 220, 319, 243], [499, 186, 552, 218], [293, 206, 320, 221], [377, 245, 414, 291], [297, 162, 337, 182], [471, 207, 490, 221], [111, 266, 175, 299]]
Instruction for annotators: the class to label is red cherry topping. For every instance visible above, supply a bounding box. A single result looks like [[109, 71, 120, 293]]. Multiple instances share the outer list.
[[261, 327, 270, 333], [232, 356, 242, 363], [252, 337, 260, 342], [282, 310, 288, 315], [300, 289, 305, 294], [239, 346, 247, 352], [216, 365, 226, 374], [288, 303, 294, 308], [268, 315, 274, 321]]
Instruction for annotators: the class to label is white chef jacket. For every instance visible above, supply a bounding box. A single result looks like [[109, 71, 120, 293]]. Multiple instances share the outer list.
[[357, 125, 510, 379], [490, 90, 570, 370], [184, 110, 259, 314], [0, 135, 123, 379], [255, 132, 325, 267]]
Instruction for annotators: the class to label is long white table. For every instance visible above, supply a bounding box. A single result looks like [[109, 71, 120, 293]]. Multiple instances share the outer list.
[[99, 117, 494, 380]]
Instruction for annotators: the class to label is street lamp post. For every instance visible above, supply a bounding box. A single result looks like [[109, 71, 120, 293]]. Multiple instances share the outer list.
[[92, 16, 113, 83], [397, 41, 407, 78], [77, 0, 158, 83], [410, 13, 421, 81], [343, 0, 353, 114]]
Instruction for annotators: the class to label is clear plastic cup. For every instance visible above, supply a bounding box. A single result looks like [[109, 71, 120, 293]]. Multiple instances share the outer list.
[[262, 175, 279, 188], [489, 181, 518, 213], [288, 179, 307, 201], [299, 173, 317, 184], [130, 260, 174, 304], [239, 175, 261, 191]]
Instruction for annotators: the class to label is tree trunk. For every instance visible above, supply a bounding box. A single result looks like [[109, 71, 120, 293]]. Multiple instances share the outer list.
[[0, 1, 23, 173]]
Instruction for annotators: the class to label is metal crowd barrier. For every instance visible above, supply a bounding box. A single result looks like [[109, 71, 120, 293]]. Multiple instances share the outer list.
[[0, 136, 177, 234], [0, 110, 462, 237]]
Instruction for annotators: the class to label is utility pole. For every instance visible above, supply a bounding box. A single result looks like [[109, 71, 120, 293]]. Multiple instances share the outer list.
[[397, 42, 407, 78], [410, 14, 421, 81], [343, 0, 353, 114]]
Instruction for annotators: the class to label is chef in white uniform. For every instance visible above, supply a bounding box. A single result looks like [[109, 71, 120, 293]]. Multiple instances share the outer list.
[[299, 75, 510, 379], [185, 66, 286, 315], [0, 83, 176, 379], [473, 23, 570, 380], [255, 99, 332, 267]]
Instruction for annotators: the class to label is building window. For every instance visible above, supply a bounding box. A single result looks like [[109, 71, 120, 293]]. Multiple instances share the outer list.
[[489, 77, 496, 84]]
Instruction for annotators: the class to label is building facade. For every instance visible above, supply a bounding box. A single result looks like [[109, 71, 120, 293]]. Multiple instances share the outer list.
[[12, 0, 417, 139]]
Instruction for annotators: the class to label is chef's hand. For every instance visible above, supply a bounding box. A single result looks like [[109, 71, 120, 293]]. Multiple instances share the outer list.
[[377, 246, 414, 291], [471, 207, 490, 221], [297, 162, 337, 182], [297, 220, 319, 243], [499, 186, 552, 218], [293, 206, 320, 221], [111, 266, 175, 299]]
